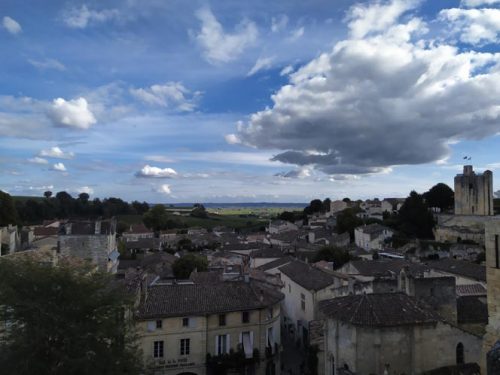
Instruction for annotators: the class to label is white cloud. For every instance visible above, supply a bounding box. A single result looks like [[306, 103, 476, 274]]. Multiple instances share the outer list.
[[275, 167, 312, 179], [247, 56, 274, 76], [194, 7, 258, 64], [346, 0, 420, 39], [130, 82, 200, 111], [51, 162, 67, 172], [28, 58, 66, 71], [224, 134, 241, 144], [2, 16, 22, 35], [461, 0, 500, 7], [39, 147, 74, 159], [230, 1, 500, 177], [156, 184, 172, 195], [48, 97, 96, 129], [136, 165, 178, 178], [77, 186, 94, 195], [440, 8, 500, 45], [271, 15, 288, 32], [280, 65, 294, 76], [61, 5, 121, 29], [28, 157, 49, 164], [28, 185, 54, 191], [289, 27, 305, 41]]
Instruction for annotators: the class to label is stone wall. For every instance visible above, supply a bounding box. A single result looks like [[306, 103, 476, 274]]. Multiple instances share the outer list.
[[481, 219, 500, 372], [454, 165, 494, 216]]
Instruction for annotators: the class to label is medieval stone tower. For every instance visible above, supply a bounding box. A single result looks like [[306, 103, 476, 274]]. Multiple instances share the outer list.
[[482, 220, 500, 373], [454, 165, 494, 216]]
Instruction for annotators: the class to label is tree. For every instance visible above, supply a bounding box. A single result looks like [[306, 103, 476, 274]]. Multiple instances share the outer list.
[[313, 246, 351, 269], [78, 192, 90, 203], [0, 257, 141, 375], [43, 191, 52, 199], [322, 198, 331, 213], [398, 191, 435, 239], [191, 203, 208, 218], [143, 204, 168, 231], [335, 208, 363, 240], [304, 199, 323, 215], [423, 183, 454, 211], [0, 190, 18, 226], [172, 254, 208, 279]]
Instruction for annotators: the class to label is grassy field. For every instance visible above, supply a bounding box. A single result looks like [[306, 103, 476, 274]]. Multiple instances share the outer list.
[[206, 207, 302, 217], [117, 212, 267, 231]]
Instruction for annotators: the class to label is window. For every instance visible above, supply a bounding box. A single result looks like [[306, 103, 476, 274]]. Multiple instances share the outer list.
[[180, 338, 190, 355], [153, 340, 164, 358], [219, 314, 226, 326], [242, 311, 250, 323], [216, 334, 229, 355], [267, 327, 274, 351], [456, 342, 464, 364], [301, 293, 306, 311], [182, 317, 189, 327], [156, 320, 162, 329], [241, 331, 254, 358]]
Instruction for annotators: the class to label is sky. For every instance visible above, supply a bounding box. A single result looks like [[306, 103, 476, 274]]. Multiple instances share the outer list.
[[1, 0, 499, 203]]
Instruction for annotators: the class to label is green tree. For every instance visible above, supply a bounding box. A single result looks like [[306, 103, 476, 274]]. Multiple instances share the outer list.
[[190, 203, 208, 218], [398, 191, 435, 239], [335, 208, 363, 240], [0, 190, 18, 226], [143, 204, 168, 231], [172, 254, 208, 279], [313, 246, 351, 269], [0, 257, 142, 375], [304, 199, 323, 215], [43, 191, 52, 199], [423, 183, 454, 211]]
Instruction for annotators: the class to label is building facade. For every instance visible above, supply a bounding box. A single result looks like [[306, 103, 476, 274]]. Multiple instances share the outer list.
[[136, 280, 283, 375], [481, 219, 500, 373], [454, 165, 494, 216]]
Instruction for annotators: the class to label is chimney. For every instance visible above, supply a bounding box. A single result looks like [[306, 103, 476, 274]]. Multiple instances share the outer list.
[[95, 220, 101, 235], [308, 232, 315, 244]]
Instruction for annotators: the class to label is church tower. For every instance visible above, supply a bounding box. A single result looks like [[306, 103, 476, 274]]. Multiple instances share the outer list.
[[454, 165, 494, 216]]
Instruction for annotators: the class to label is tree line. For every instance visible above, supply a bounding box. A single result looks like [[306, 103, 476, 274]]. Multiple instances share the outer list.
[[0, 190, 150, 226]]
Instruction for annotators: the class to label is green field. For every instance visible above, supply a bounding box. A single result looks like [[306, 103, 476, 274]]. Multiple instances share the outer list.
[[117, 212, 267, 231]]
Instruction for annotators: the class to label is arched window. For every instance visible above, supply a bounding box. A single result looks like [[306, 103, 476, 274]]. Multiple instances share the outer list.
[[456, 342, 464, 364]]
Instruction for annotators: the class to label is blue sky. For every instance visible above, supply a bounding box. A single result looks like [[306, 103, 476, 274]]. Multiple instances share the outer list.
[[1, 0, 499, 203]]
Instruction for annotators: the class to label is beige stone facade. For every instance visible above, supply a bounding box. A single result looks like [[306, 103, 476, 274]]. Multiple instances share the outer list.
[[481, 219, 500, 372], [454, 165, 494, 216], [137, 303, 281, 375]]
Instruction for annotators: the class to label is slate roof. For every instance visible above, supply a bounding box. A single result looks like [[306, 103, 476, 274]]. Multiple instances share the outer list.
[[136, 281, 284, 319], [356, 223, 391, 235], [427, 259, 486, 282], [125, 238, 161, 250], [347, 259, 429, 277], [33, 226, 59, 236], [190, 270, 223, 284], [457, 296, 488, 324], [256, 256, 293, 272], [126, 223, 152, 234], [279, 260, 334, 291], [318, 293, 440, 327], [250, 247, 285, 258]]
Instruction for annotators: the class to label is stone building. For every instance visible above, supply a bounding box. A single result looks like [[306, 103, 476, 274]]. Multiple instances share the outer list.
[[135, 279, 283, 375], [316, 293, 482, 375], [454, 165, 494, 216], [58, 219, 118, 273], [481, 219, 500, 373]]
